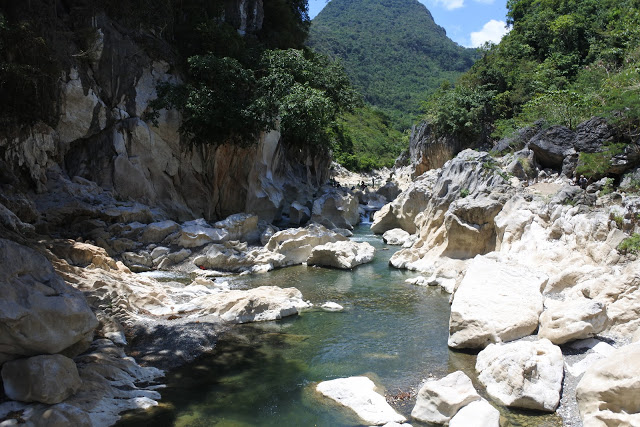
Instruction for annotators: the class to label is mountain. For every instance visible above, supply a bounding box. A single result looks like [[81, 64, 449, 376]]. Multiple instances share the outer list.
[[307, 0, 477, 129]]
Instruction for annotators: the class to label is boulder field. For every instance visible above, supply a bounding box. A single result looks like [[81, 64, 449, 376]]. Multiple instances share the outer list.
[[369, 142, 640, 425]]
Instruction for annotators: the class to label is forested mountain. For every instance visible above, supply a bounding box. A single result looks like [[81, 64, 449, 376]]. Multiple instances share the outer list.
[[424, 0, 640, 148], [307, 0, 477, 129]]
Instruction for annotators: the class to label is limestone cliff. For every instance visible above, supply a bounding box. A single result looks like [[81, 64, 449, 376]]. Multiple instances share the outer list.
[[0, 0, 328, 226]]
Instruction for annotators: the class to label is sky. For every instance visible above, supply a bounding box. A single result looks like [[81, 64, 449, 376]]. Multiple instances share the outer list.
[[307, 0, 510, 48]]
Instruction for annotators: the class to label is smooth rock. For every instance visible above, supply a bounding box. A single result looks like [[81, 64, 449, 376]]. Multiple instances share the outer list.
[[411, 371, 480, 424], [449, 399, 500, 427], [539, 298, 608, 345], [382, 228, 411, 245], [476, 338, 564, 412], [213, 213, 260, 243], [178, 219, 229, 248], [448, 255, 547, 349], [311, 191, 360, 230], [0, 239, 98, 363], [576, 342, 640, 426], [321, 302, 344, 311], [140, 220, 179, 243], [266, 224, 348, 266], [307, 241, 375, 269], [316, 376, 406, 425], [193, 286, 310, 323], [1, 354, 82, 404]]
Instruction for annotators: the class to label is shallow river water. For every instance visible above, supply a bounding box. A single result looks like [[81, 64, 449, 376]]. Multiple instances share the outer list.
[[118, 225, 563, 427]]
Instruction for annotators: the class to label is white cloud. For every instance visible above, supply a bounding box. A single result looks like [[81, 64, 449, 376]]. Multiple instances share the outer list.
[[473, 0, 495, 4], [433, 0, 465, 10], [469, 20, 509, 47]]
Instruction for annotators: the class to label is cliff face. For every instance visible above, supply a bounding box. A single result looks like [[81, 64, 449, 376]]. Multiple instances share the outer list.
[[0, 0, 328, 225]]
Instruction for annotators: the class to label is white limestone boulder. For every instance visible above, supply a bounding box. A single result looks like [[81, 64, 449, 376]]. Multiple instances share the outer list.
[[307, 241, 375, 269], [476, 338, 564, 412], [382, 228, 411, 246], [576, 342, 640, 426], [193, 241, 283, 273], [448, 255, 547, 349], [311, 191, 360, 230], [0, 239, 98, 364], [449, 399, 500, 427], [316, 376, 406, 425], [411, 371, 480, 424], [193, 286, 310, 323], [266, 224, 348, 266], [538, 298, 608, 345], [1, 354, 82, 404], [321, 302, 344, 311], [289, 201, 311, 226]]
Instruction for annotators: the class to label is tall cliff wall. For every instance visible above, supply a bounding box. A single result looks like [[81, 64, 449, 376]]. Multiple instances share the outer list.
[[0, 0, 328, 226]]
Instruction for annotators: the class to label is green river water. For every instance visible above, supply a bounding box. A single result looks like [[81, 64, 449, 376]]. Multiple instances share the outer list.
[[118, 225, 563, 427]]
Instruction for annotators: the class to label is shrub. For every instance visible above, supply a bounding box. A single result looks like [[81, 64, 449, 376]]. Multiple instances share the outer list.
[[618, 233, 640, 254]]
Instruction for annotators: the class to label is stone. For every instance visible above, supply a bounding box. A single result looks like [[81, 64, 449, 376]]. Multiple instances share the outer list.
[[538, 298, 608, 345], [289, 201, 311, 226], [443, 196, 504, 258], [266, 224, 348, 266], [321, 302, 344, 311], [193, 241, 282, 273], [307, 241, 375, 269], [528, 125, 575, 170], [193, 286, 311, 323], [213, 213, 260, 243], [178, 219, 229, 248], [476, 338, 564, 411], [311, 190, 360, 230], [411, 371, 480, 424], [1, 354, 82, 404], [0, 239, 98, 364], [449, 399, 500, 427], [576, 342, 640, 426], [30, 403, 92, 427], [376, 181, 401, 202], [448, 255, 547, 349], [316, 376, 406, 425], [382, 228, 411, 245], [140, 220, 179, 243]]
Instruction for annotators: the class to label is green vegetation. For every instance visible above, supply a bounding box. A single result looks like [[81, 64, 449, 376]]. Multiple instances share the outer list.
[[308, 0, 477, 130], [460, 188, 470, 198], [618, 233, 640, 254], [600, 177, 616, 195], [424, 0, 640, 144], [332, 105, 407, 171], [575, 143, 626, 180]]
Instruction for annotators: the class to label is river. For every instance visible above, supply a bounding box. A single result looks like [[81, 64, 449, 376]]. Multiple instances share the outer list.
[[117, 225, 562, 426]]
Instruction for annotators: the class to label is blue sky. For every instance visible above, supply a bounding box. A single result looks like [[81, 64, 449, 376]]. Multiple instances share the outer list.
[[307, 0, 509, 48]]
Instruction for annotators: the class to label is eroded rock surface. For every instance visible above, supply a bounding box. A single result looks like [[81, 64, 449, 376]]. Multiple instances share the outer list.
[[411, 371, 480, 424], [316, 376, 406, 425], [307, 241, 375, 269], [476, 338, 564, 411]]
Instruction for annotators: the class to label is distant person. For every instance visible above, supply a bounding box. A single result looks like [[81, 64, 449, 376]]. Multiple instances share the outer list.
[[371, 177, 375, 187], [579, 175, 588, 190], [360, 180, 366, 190]]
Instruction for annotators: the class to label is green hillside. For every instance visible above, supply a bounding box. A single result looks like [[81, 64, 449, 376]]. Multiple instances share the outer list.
[[307, 0, 478, 129], [424, 0, 640, 145]]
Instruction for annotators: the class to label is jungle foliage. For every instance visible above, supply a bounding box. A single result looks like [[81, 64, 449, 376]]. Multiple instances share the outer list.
[[423, 0, 640, 144], [307, 0, 478, 131]]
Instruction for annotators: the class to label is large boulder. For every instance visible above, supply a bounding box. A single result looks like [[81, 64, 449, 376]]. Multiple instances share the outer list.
[[538, 298, 608, 345], [176, 219, 229, 248], [0, 239, 98, 364], [307, 241, 375, 269], [411, 371, 480, 424], [476, 338, 564, 412], [193, 286, 310, 323], [213, 213, 260, 243], [316, 376, 406, 425], [448, 255, 547, 349], [1, 354, 82, 404], [140, 220, 179, 243], [576, 342, 640, 426], [528, 125, 576, 170], [193, 241, 283, 273], [266, 224, 348, 266], [311, 190, 359, 230]]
